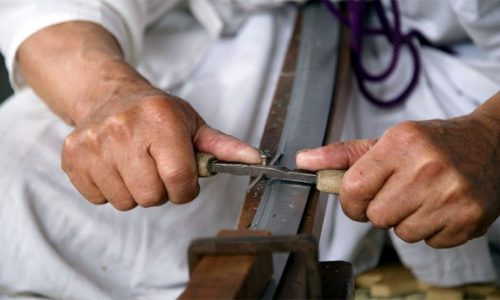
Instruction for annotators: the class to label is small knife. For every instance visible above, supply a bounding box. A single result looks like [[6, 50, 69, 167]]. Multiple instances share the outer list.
[[196, 153, 345, 195]]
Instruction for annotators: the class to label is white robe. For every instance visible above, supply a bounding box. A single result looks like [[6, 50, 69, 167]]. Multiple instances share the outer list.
[[0, 1, 499, 299]]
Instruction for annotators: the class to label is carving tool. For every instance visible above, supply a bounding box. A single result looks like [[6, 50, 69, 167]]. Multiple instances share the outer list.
[[197, 153, 345, 195]]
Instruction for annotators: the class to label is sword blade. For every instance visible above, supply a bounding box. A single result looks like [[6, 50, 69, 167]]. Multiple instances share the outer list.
[[210, 161, 317, 185]]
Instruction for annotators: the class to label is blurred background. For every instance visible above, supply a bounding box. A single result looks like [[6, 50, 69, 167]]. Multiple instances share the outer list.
[[0, 54, 13, 104]]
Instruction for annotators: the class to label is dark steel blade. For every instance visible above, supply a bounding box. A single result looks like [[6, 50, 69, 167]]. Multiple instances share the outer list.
[[210, 161, 317, 185], [249, 3, 341, 298]]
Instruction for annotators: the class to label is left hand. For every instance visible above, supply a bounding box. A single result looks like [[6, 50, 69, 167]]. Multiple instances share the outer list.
[[296, 115, 500, 248]]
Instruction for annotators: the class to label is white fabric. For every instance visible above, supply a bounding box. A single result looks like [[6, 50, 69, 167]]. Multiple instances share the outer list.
[[0, 0, 176, 89], [319, 0, 500, 286], [0, 0, 298, 90], [188, 0, 303, 38], [1, 0, 500, 298], [0, 5, 295, 299]]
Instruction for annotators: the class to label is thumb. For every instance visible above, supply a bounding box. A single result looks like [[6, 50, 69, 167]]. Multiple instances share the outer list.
[[194, 124, 262, 164], [296, 139, 377, 171]]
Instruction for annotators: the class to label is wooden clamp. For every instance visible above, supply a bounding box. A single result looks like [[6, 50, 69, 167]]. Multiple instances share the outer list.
[[182, 1, 355, 298], [180, 230, 322, 299]]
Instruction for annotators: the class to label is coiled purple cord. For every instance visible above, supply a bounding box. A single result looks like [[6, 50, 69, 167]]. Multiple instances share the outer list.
[[323, 0, 421, 107]]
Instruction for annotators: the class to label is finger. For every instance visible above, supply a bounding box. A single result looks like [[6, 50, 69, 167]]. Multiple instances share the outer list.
[[423, 197, 489, 248], [393, 207, 445, 244], [424, 225, 469, 248], [424, 199, 488, 248], [296, 139, 377, 171], [194, 124, 262, 164], [392, 171, 470, 245], [62, 147, 107, 205], [90, 165, 137, 211], [365, 171, 428, 229], [65, 170, 107, 205], [150, 131, 199, 205], [338, 142, 394, 221], [116, 149, 167, 208]]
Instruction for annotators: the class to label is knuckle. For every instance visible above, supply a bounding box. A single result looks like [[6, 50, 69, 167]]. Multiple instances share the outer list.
[[107, 192, 137, 211], [366, 207, 390, 228], [106, 113, 129, 127], [338, 197, 367, 222], [341, 172, 367, 199], [440, 177, 471, 206], [382, 122, 432, 156], [413, 156, 446, 180], [104, 114, 133, 137], [461, 201, 486, 233], [62, 134, 84, 164], [176, 98, 195, 112], [87, 195, 107, 205], [76, 127, 105, 154], [136, 193, 167, 208], [394, 225, 421, 243], [111, 200, 137, 211], [162, 167, 198, 204], [467, 201, 486, 223], [425, 236, 464, 249], [169, 184, 200, 205], [141, 98, 171, 118], [164, 167, 196, 188], [141, 96, 196, 129], [82, 127, 101, 145], [424, 238, 444, 249], [387, 121, 422, 142], [61, 156, 73, 174], [64, 127, 105, 157], [64, 172, 104, 204], [142, 97, 167, 109], [63, 133, 79, 153], [425, 225, 469, 249]]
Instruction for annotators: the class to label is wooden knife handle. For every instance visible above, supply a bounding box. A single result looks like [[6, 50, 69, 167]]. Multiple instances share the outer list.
[[197, 152, 345, 195], [316, 170, 345, 195], [196, 152, 217, 177]]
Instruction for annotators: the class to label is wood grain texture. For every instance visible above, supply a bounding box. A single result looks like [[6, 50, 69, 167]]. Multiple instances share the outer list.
[[316, 170, 345, 194], [196, 153, 216, 177], [236, 11, 303, 231], [354, 263, 500, 299], [180, 230, 272, 300], [426, 287, 463, 300]]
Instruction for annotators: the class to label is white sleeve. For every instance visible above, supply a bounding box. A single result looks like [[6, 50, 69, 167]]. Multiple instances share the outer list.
[[0, 0, 175, 90], [188, 0, 304, 38], [450, 0, 500, 60]]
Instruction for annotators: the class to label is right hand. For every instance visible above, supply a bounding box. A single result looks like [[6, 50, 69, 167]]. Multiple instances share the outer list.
[[297, 116, 500, 248], [16, 21, 261, 211], [61, 89, 261, 211]]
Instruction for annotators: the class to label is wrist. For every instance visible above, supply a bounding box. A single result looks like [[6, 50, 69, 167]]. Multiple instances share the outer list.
[[470, 92, 500, 139], [16, 21, 161, 126], [71, 58, 160, 125]]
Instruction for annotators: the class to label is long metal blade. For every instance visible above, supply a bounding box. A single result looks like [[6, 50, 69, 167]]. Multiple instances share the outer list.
[[211, 162, 317, 184], [250, 2, 341, 298]]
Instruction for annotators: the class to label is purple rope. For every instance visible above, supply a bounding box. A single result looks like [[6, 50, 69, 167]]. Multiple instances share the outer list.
[[323, 0, 421, 107]]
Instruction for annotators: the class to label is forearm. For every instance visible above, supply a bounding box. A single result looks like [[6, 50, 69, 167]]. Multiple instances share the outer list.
[[472, 91, 500, 136], [17, 21, 154, 125], [472, 91, 500, 216]]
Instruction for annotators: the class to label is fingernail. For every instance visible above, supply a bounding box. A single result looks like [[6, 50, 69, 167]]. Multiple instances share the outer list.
[[296, 149, 311, 156], [260, 152, 269, 166], [242, 148, 264, 164], [297, 148, 317, 159]]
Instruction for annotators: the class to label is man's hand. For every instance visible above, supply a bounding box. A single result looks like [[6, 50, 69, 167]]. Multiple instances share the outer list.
[[297, 107, 500, 248], [62, 91, 260, 210], [17, 21, 261, 210]]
